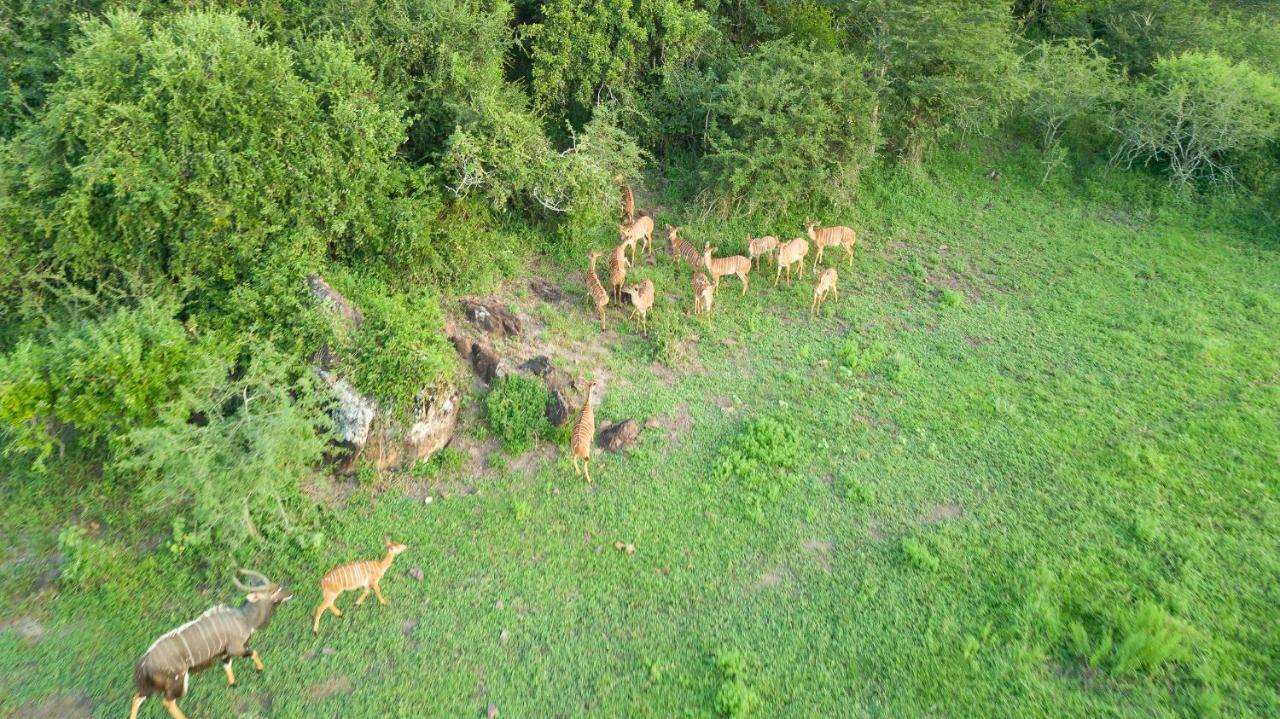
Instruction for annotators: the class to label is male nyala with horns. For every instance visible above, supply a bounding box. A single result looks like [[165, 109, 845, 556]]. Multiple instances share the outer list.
[[129, 570, 292, 719]]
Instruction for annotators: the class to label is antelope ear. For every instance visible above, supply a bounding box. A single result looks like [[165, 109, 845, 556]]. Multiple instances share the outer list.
[[384, 535, 392, 546]]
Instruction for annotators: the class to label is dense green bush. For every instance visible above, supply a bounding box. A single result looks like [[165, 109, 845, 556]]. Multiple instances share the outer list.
[[0, 297, 228, 471], [705, 41, 877, 215], [484, 375, 553, 453], [848, 0, 1022, 163], [715, 415, 802, 520], [0, 11, 408, 329], [1110, 51, 1280, 188], [1019, 39, 1123, 181]]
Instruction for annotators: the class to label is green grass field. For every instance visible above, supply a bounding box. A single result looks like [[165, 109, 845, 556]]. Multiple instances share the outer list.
[[2, 152, 1277, 717]]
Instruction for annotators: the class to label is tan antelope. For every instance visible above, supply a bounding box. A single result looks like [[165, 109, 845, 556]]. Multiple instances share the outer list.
[[703, 242, 751, 296], [666, 225, 703, 268], [130, 571, 291, 719], [586, 250, 610, 330], [774, 237, 810, 286], [812, 267, 839, 315], [747, 234, 780, 269], [621, 279, 655, 333], [609, 242, 631, 302], [691, 272, 714, 318], [616, 174, 635, 224], [805, 219, 857, 267], [618, 215, 654, 260], [570, 380, 598, 483], [313, 537, 408, 635]]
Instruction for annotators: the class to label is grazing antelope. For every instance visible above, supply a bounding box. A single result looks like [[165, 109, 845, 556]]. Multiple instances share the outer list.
[[129, 570, 292, 719], [774, 237, 810, 286], [804, 219, 857, 267], [621, 279, 655, 333], [618, 215, 654, 260], [609, 243, 631, 302], [747, 234, 780, 269], [666, 225, 702, 269], [586, 250, 610, 330], [812, 267, 839, 315], [570, 380, 598, 483], [702, 242, 752, 296], [691, 272, 714, 318], [313, 536, 408, 635], [616, 174, 635, 224]]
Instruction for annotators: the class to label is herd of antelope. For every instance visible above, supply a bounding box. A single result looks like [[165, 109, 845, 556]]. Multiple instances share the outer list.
[[590, 176, 858, 334], [126, 177, 857, 718]]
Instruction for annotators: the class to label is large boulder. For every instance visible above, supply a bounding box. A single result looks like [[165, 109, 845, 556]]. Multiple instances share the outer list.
[[598, 419, 641, 452], [310, 275, 459, 472], [460, 298, 521, 337]]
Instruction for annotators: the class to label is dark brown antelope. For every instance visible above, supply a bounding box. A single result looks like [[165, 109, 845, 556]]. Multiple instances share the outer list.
[[812, 267, 839, 315], [313, 537, 408, 635], [774, 237, 810, 286], [702, 242, 752, 296], [570, 380, 598, 483], [747, 234, 779, 269], [586, 250, 610, 330], [805, 219, 857, 267], [666, 225, 702, 269], [129, 571, 292, 719]]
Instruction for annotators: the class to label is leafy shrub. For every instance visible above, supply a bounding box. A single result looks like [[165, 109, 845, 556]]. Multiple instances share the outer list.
[[410, 446, 467, 479], [847, 0, 1022, 163], [0, 11, 408, 330], [0, 297, 228, 472], [939, 289, 965, 307], [705, 41, 878, 215], [1110, 51, 1280, 188], [116, 342, 334, 549], [485, 375, 553, 453], [715, 416, 803, 519], [56, 525, 118, 592], [713, 646, 761, 718], [901, 537, 939, 572], [1019, 39, 1123, 181], [1111, 603, 1196, 675]]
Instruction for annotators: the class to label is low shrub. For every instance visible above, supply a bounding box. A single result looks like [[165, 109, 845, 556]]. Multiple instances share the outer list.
[[713, 646, 761, 718], [485, 375, 554, 454], [1111, 603, 1196, 675], [715, 416, 803, 520], [901, 537, 939, 572]]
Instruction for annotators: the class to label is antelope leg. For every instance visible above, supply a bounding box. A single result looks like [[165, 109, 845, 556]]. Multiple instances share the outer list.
[[374, 582, 387, 606], [223, 658, 236, 687], [355, 587, 371, 606], [250, 650, 264, 672], [162, 698, 188, 719], [129, 694, 146, 719]]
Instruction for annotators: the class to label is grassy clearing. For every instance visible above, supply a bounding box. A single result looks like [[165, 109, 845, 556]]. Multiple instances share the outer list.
[[1, 152, 1278, 717]]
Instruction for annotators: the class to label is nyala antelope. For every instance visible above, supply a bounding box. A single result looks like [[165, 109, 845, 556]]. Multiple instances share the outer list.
[[691, 272, 714, 318], [702, 242, 751, 296], [586, 250, 610, 331], [775, 237, 810, 286], [621, 279, 655, 333], [616, 174, 635, 224], [570, 380, 598, 483], [618, 215, 654, 260], [747, 234, 780, 269], [666, 225, 702, 268], [609, 242, 631, 302], [812, 267, 839, 315], [130, 570, 292, 719], [313, 536, 408, 635], [804, 219, 857, 267]]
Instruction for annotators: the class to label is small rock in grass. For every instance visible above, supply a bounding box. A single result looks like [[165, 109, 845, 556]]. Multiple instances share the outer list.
[[408, 567, 424, 582], [499, 629, 509, 646], [614, 542, 635, 555], [424, 496, 433, 505], [488, 703, 499, 718], [495, 599, 505, 610], [597, 419, 641, 452], [645, 418, 660, 429]]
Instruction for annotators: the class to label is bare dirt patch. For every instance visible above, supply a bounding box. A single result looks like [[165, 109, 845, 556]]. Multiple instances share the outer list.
[[923, 504, 964, 524], [755, 567, 786, 589], [307, 675, 354, 701], [866, 522, 889, 542], [804, 540, 834, 573], [13, 691, 93, 719]]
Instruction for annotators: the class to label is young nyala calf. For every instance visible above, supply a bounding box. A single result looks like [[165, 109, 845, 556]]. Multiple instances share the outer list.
[[313, 537, 408, 635]]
